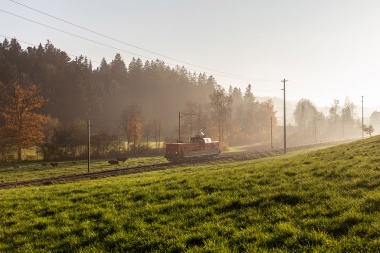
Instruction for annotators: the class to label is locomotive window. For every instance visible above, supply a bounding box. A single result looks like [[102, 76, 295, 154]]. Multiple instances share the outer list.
[[191, 137, 205, 143], [203, 138, 212, 143]]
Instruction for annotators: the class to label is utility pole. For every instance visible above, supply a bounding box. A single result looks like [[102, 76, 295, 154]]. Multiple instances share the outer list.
[[270, 116, 273, 149], [87, 119, 91, 173], [158, 121, 161, 149], [178, 111, 181, 143], [362, 96, 364, 139], [314, 117, 317, 143], [281, 79, 288, 154]]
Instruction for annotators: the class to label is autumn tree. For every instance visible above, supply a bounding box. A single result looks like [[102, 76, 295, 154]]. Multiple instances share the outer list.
[[0, 38, 221, 137], [362, 124, 375, 137], [37, 115, 60, 160], [293, 99, 319, 138], [370, 111, 380, 133], [256, 99, 277, 141], [152, 119, 161, 149], [228, 86, 244, 143], [242, 84, 257, 141], [341, 98, 355, 125], [341, 98, 358, 138], [327, 99, 341, 138], [41, 115, 60, 144], [181, 100, 201, 140], [209, 85, 232, 148], [91, 132, 120, 156], [121, 103, 143, 151], [0, 81, 47, 161], [40, 118, 87, 159], [142, 119, 155, 145], [329, 99, 340, 122]]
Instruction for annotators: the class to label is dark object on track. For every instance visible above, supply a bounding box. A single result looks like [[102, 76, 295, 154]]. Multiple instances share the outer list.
[[165, 134, 220, 162], [50, 162, 59, 167], [116, 157, 128, 163], [108, 160, 119, 165]]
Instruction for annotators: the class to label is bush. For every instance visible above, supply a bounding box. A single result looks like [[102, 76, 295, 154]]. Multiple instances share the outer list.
[[0, 145, 17, 162], [91, 133, 122, 156]]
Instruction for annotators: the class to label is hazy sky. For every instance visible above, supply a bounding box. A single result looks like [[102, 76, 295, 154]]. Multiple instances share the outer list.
[[2, 0, 380, 113]]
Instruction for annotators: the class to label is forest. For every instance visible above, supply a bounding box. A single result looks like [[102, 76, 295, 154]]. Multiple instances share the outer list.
[[0, 38, 279, 161], [2, 37, 376, 162]]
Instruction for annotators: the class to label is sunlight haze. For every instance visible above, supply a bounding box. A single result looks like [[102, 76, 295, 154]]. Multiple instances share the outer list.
[[2, 0, 380, 111]]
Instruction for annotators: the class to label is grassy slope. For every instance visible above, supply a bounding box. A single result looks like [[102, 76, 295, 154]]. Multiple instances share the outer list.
[[1, 137, 380, 252]]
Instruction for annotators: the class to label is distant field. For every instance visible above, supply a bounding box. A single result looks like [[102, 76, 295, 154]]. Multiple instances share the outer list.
[[1, 136, 380, 252]]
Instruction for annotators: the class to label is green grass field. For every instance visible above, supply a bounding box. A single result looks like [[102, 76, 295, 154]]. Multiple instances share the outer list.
[[1, 137, 380, 252]]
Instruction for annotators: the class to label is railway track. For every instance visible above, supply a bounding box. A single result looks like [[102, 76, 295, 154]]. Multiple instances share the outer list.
[[0, 157, 225, 190], [0, 138, 360, 190], [0, 162, 173, 189], [0, 152, 266, 190]]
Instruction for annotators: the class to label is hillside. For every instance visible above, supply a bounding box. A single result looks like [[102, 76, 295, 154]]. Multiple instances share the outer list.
[[1, 137, 380, 252]]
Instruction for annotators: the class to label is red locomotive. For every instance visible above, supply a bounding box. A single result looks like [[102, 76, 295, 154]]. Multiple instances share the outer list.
[[165, 134, 221, 161]]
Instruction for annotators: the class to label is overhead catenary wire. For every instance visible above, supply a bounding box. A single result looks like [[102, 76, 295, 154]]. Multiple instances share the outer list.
[[0, 33, 357, 109], [0, 9, 261, 83], [6, 3, 365, 107], [0, 34, 102, 65], [0, 32, 284, 96], [0, 35, 258, 85], [0, 10, 148, 59], [2, 3, 370, 151], [9, 0, 251, 80], [5, 1, 376, 110], [4, 2, 278, 83]]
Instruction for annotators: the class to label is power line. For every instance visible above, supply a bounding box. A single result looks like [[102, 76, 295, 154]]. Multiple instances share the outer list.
[[0, 9, 148, 58], [0, 33, 339, 110], [7, 1, 276, 82], [5, 2, 375, 108], [2, 34, 268, 93], [0, 34, 102, 64], [1, 9, 267, 83], [281, 79, 288, 154]]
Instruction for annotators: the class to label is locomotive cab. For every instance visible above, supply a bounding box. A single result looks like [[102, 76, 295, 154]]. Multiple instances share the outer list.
[[165, 135, 220, 161], [190, 136, 212, 144]]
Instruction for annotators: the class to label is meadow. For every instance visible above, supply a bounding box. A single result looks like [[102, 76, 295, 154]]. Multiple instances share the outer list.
[[1, 137, 380, 252]]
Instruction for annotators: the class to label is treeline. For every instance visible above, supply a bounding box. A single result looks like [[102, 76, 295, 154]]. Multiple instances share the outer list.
[[0, 38, 215, 127], [291, 98, 365, 144], [1, 38, 369, 162], [0, 38, 277, 161]]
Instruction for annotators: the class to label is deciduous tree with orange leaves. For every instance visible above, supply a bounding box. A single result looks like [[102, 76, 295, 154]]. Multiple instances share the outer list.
[[121, 103, 142, 152], [0, 82, 47, 161]]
